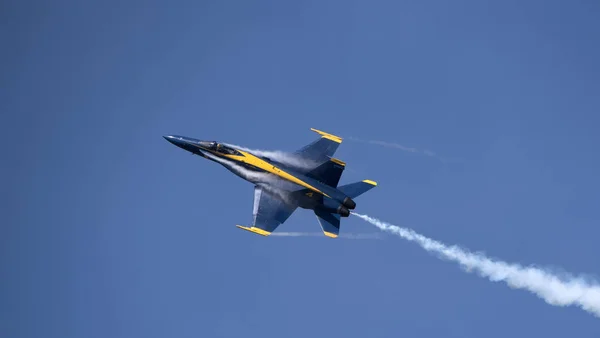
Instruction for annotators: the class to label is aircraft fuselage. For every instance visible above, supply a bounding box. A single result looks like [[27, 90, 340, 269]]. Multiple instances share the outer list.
[[163, 135, 355, 217]]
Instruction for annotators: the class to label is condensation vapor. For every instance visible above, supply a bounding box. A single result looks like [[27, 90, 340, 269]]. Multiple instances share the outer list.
[[271, 232, 383, 239], [202, 151, 292, 203], [347, 137, 437, 157], [222, 143, 318, 169]]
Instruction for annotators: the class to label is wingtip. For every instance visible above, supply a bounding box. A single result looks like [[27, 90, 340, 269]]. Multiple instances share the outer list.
[[310, 128, 342, 143], [324, 231, 339, 238], [362, 179, 378, 186], [330, 157, 346, 166], [236, 225, 271, 236]]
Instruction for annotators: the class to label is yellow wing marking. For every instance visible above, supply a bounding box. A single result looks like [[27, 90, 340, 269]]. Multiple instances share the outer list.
[[324, 231, 338, 238], [362, 179, 377, 186], [310, 128, 342, 143], [330, 157, 346, 166], [236, 225, 271, 236]]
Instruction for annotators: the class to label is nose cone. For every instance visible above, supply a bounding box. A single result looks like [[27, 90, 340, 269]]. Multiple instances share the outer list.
[[163, 135, 188, 149], [163, 135, 177, 145], [164, 135, 205, 156]]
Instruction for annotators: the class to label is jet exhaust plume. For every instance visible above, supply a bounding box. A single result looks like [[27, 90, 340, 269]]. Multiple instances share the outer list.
[[352, 213, 600, 318], [271, 232, 383, 239]]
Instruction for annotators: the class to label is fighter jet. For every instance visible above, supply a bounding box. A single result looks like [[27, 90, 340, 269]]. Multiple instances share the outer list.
[[163, 128, 377, 238]]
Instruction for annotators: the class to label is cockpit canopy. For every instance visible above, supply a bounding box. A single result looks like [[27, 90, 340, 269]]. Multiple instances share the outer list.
[[199, 141, 217, 150], [198, 141, 241, 156]]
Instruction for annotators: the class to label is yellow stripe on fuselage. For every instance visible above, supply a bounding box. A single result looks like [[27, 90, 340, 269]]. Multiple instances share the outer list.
[[220, 150, 331, 198]]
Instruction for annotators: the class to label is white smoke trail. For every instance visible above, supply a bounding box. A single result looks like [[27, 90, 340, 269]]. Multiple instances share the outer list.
[[353, 213, 600, 318], [271, 232, 383, 239]]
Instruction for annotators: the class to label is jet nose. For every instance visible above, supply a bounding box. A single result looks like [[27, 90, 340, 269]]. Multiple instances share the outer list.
[[163, 135, 180, 146], [163, 135, 188, 150], [163, 134, 198, 154]]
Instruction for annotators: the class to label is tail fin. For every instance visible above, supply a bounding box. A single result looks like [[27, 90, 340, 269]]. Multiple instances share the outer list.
[[306, 158, 345, 187], [314, 179, 376, 238], [338, 180, 377, 199]]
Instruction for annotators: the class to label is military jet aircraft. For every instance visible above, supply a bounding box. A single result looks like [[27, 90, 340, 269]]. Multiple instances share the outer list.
[[163, 128, 376, 238]]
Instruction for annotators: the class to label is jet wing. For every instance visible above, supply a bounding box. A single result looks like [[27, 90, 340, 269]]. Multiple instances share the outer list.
[[236, 186, 297, 236], [295, 128, 342, 164]]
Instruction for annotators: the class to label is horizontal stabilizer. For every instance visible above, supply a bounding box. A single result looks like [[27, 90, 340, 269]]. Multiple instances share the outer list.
[[314, 209, 341, 238], [337, 180, 377, 199]]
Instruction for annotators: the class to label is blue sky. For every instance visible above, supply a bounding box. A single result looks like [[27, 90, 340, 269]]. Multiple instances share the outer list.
[[3, 0, 600, 337]]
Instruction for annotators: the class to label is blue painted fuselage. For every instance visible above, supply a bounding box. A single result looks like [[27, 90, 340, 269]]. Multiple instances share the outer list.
[[164, 135, 354, 216]]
